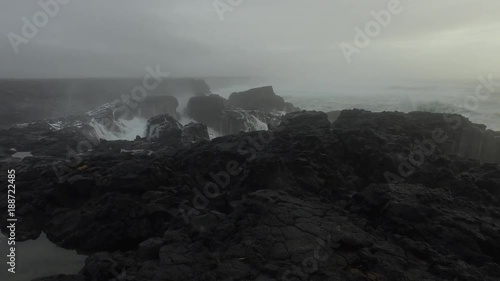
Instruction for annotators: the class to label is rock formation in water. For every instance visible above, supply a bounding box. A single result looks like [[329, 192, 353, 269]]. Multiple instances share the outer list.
[[185, 94, 227, 129], [0, 78, 210, 128], [185, 86, 299, 135], [1, 108, 499, 281], [228, 86, 287, 112], [145, 113, 210, 147]]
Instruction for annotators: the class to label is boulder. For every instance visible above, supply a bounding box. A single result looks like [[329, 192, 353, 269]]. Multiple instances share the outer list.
[[145, 114, 183, 145]]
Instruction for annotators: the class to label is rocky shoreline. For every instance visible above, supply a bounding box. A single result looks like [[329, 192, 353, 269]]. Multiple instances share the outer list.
[[0, 87, 499, 280]]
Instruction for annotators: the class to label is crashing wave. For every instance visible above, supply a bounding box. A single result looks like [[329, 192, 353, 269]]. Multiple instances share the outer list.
[[89, 117, 147, 141]]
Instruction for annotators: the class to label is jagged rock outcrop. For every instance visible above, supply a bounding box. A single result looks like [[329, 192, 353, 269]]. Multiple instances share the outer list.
[[228, 86, 287, 112], [2, 110, 499, 281], [145, 114, 183, 144], [145, 114, 209, 147], [334, 109, 500, 164], [185, 94, 226, 128], [184, 86, 300, 136], [185, 94, 282, 135]]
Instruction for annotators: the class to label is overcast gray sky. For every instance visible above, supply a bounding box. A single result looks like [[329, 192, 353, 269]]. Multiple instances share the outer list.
[[1, 0, 499, 85]]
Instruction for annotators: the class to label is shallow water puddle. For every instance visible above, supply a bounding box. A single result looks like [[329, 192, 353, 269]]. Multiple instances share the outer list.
[[0, 233, 86, 280]]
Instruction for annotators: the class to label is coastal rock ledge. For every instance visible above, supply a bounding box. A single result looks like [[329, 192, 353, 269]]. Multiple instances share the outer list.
[[1, 109, 499, 281]]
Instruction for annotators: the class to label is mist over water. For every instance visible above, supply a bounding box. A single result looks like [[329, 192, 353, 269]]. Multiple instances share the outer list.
[[211, 79, 500, 131], [74, 77, 499, 142]]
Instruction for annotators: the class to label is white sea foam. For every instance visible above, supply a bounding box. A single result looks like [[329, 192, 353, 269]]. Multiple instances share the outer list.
[[90, 117, 148, 141], [248, 115, 268, 131]]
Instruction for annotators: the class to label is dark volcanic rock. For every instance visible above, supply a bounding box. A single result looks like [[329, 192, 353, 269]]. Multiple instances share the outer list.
[[185, 94, 282, 135], [146, 114, 210, 147], [228, 86, 287, 112], [218, 108, 281, 135], [2, 110, 500, 281], [278, 110, 331, 130], [181, 122, 210, 145], [185, 94, 226, 127], [334, 109, 500, 164], [145, 114, 183, 145]]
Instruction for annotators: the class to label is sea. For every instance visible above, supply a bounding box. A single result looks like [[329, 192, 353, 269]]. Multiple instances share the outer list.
[[212, 81, 500, 131]]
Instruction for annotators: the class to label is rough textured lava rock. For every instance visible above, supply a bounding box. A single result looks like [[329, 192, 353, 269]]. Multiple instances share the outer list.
[[2, 110, 499, 281], [335, 109, 500, 164]]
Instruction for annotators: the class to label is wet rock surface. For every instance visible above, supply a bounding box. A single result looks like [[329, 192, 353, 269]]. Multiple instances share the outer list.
[[145, 114, 210, 148], [0, 109, 499, 280]]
